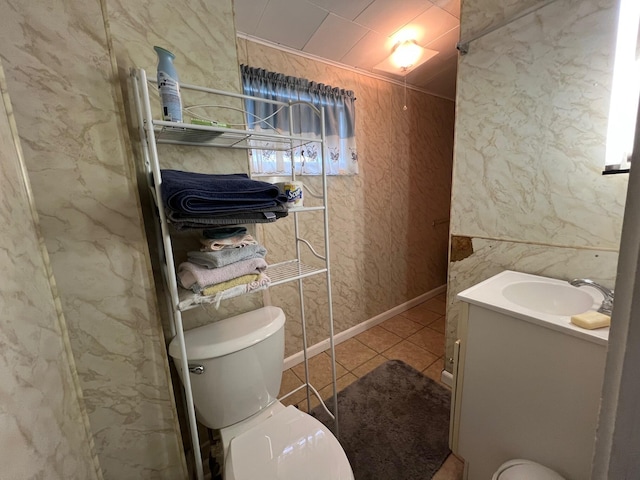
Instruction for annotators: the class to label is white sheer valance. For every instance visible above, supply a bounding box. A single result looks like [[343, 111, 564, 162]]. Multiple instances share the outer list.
[[241, 65, 358, 176]]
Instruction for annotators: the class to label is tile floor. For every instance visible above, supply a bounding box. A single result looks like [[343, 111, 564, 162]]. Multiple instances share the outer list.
[[278, 292, 464, 479]]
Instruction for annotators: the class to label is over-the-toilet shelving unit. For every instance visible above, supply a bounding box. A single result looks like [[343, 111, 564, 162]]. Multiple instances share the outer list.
[[130, 68, 338, 480]]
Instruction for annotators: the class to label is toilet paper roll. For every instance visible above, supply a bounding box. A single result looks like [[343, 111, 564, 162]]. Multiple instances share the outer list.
[[277, 181, 304, 208]]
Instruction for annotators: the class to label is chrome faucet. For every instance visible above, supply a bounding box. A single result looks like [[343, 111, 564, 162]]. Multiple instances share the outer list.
[[569, 278, 614, 315]]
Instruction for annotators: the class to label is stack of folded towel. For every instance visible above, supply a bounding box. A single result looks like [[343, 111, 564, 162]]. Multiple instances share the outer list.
[[161, 169, 288, 229], [177, 226, 271, 304]]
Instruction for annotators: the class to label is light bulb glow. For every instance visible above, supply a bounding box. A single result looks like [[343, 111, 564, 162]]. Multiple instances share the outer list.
[[391, 40, 423, 69]]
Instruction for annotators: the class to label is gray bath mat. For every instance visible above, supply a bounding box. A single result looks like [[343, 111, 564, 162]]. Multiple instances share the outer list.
[[311, 359, 451, 480]]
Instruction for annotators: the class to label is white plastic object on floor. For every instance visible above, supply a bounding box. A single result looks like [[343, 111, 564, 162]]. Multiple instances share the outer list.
[[492, 459, 566, 480], [224, 405, 354, 480]]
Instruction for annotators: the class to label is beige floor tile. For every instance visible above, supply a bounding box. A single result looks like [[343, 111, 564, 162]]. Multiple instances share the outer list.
[[351, 354, 389, 378], [422, 296, 447, 315], [355, 325, 402, 352], [401, 303, 443, 326], [383, 340, 439, 372], [279, 369, 306, 406], [297, 372, 357, 413], [334, 337, 377, 371], [291, 352, 348, 390], [427, 315, 446, 334], [432, 453, 464, 480], [379, 314, 423, 338], [407, 326, 446, 357], [422, 356, 447, 386]]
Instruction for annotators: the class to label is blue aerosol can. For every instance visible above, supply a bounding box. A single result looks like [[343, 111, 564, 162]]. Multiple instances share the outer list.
[[154, 46, 183, 122]]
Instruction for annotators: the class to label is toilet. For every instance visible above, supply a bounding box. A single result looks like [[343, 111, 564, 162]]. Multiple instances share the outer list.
[[168, 306, 354, 480], [493, 459, 566, 480]]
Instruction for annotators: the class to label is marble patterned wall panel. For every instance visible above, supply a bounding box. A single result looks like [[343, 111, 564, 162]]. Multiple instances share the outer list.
[[0, 1, 186, 478], [106, 0, 263, 336], [453, 0, 625, 249], [448, 0, 626, 373], [238, 39, 454, 354], [459, 0, 542, 38], [445, 237, 619, 366], [0, 61, 101, 480]]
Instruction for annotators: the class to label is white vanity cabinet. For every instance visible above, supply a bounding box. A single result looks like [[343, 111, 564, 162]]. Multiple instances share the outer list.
[[449, 271, 608, 480]]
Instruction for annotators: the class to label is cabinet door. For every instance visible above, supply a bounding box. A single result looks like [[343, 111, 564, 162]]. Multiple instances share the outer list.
[[455, 304, 606, 480]]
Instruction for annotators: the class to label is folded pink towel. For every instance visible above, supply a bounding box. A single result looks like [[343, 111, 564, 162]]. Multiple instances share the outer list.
[[178, 257, 268, 292]]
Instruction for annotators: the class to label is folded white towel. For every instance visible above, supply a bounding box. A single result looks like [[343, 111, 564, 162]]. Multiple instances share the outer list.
[[199, 233, 258, 251]]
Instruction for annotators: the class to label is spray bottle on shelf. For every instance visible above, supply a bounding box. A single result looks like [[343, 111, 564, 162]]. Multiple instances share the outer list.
[[153, 46, 183, 122]]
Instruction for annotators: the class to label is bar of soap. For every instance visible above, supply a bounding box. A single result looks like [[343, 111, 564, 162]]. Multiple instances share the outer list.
[[571, 310, 611, 329]]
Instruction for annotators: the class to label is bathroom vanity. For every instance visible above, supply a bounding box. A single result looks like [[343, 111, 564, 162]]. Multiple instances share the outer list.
[[450, 270, 609, 480]]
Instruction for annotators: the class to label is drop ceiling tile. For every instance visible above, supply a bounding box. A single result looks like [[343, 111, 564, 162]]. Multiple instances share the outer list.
[[234, 0, 269, 35], [410, 6, 460, 46], [355, 0, 435, 37], [431, 0, 461, 19], [407, 50, 456, 84], [307, 0, 375, 21], [340, 29, 390, 70], [254, 0, 329, 50], [304, 14, 369, 62], [425, 25, 460, 53], [417, 59, 458, 100]]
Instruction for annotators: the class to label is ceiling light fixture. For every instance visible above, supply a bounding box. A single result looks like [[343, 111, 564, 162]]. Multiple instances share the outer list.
[[372, 36, 439, 112], [390, 40, 424, 70]]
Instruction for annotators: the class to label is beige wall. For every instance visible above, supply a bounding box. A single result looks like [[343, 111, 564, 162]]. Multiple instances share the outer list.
[[0, 60, 101, 480], [0, 0, 245, 477], [238, 39, 455, 356], [0, 0, 455, 476], [447, 0, 627, 370]]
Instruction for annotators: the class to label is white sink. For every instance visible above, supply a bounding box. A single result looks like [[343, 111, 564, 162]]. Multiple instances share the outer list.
[[502, 281, 595, 316], [457, 270, 608, 345]]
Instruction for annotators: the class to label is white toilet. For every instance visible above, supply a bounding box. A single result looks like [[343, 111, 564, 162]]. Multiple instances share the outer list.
[[492, 459, 566, 480], [168, 306, 354, 480]]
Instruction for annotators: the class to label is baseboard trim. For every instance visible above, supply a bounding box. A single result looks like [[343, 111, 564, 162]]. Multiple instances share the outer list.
[[440, 369, 453, 388], [283, 284, 446, 370]]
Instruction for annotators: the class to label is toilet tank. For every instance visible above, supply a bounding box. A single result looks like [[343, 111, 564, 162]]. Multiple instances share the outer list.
[[168, 306, 286, 429]]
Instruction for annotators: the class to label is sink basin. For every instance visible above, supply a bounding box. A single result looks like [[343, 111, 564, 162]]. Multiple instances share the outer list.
[[457, 270, 608, 345], [502, 281, 595, 316]]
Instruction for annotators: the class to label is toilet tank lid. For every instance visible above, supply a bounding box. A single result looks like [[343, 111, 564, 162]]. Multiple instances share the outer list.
[[168, 306, 285, 360]]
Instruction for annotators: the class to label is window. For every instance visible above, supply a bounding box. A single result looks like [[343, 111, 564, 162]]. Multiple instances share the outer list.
[[241, 65, 358, 176], [604, 0, 640, 174]]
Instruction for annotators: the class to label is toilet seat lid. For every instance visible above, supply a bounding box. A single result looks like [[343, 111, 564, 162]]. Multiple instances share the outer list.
[[495, 459, 566, 480], [225, 405, 353, 480]]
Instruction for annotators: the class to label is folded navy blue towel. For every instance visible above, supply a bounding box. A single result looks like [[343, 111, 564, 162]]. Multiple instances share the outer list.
[[202, 226, 248, 239], [161, 170, 286, 215]]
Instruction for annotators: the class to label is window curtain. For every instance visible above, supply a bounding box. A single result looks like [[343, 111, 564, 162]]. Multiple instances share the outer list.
[[241, 65, 358, 175]]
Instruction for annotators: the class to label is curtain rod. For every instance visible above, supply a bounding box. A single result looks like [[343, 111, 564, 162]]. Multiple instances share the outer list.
[[457, 0, 562, 54]]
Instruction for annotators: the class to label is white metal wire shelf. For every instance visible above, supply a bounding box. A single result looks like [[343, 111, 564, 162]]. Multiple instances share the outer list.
[[267, 260, 327, 286], [131, 67, 338, 480], [175, 260, 326, 312], [152, 121, 317, 151]]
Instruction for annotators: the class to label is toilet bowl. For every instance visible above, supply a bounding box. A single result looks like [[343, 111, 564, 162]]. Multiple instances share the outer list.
[[168, 306, 354, 480], [493, 459, 566, 480], [222, 401, 352, 479]]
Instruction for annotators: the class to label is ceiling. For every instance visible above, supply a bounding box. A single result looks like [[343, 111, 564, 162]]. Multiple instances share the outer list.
[[233, 0, 461, 100]]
